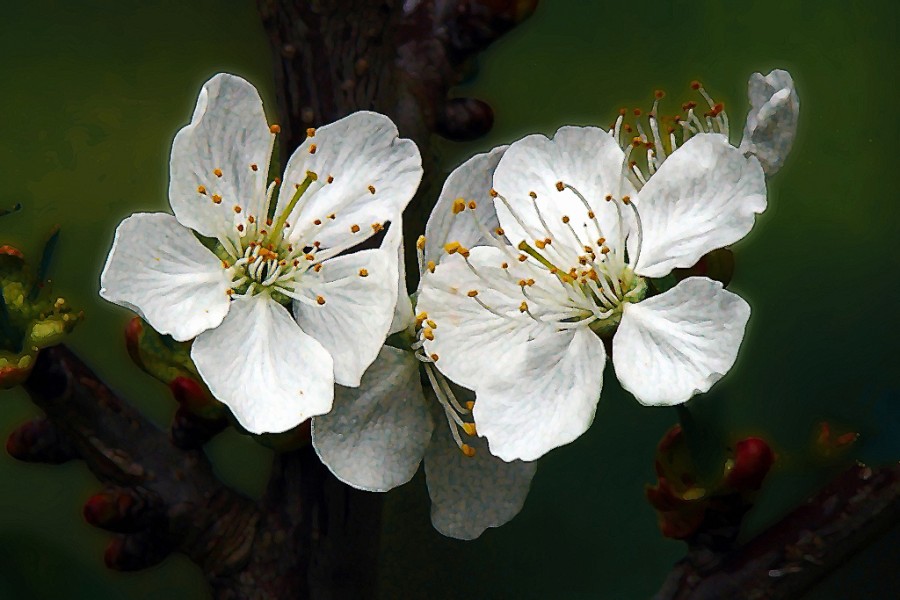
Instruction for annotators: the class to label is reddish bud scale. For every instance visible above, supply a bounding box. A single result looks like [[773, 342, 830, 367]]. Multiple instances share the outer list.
[[124, 317, 144, 368], [168, 375, 214, 414], [0, 364, 31, 387], [725, 437, 775, 491]]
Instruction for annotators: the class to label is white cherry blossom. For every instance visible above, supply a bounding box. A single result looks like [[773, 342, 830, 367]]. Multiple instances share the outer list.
[[312, 149, 536, 539], [418, 87, 766, 462], [101, 73, 422, 434], [739, 69, 800, 176]]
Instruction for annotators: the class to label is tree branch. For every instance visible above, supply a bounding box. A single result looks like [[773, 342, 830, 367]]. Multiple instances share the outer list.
[[654, 463, 900, 600]]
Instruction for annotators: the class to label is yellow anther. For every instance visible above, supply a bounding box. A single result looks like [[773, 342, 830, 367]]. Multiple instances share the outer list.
[[221, 260, 230, 269], [529, 191, 537, 199], [233, 205, 242, 213], [462, 422, 477, 436], [601, 246, 610, 254], [226, 288, 234, 296], [326, 175, 334, 184], [213, 168, 223, 178], [416, 235, 426, 250], [555, 181, 565, 191], [248, 216, 256, 224], [197, 185, 207, 195], [535, 239, 547, 249], [415, 311, 428, 325], [518, 279, 527, 287], [313, 264, 323, 272], [587, 211, 595, 219], [316, 295, 326, 305], [605, 194, 613, 201], [368, 185, 376, 194], [459, 247, 470, 258], [293, 259, 300, 267], [461, 444, 476, 458], [495, 227, 505, 236], [306, 127, 316, 137], [452, 198, 466, 214], [422, 328, 435, 341], [467, 200, 477, 210], [371, 222, 384, 233], [519, 301, 528, 312], [489, 188, 498, 198], [314, 219, 322, 225], [526, 278, 535, 286], [266, 218, 273, 226], [305, 254, 315, 261], [351, 224, 361, 233], [427, 260, 436, 273], [444, 241, 461, 255], [359, 268, 369, 277], [430, 353, 439, 362], [597, 237, 606, 245], [306, 170, 318, 181], [562, 215, 570, 224], [327, 213, 336, 220], [622, 195, 632, 204], [426, 319, 437, 329], [251, 163, 258, 171], [465, 401, 475, 410], [308, 144, 317, 154], [270, 124, 281, 134], [467, 290, 479, 297], [211, 194, 222, 204], [500, 262, 509, 269], [518, 254, 527, 262]]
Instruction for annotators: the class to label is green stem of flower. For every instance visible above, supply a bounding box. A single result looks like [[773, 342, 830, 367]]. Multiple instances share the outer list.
[[268, 172, 316, 243]]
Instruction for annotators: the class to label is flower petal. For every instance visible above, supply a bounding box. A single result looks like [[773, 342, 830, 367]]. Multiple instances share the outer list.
[[277, 111, 422, 250], [417, 246, 551, 391], [492, 126, 633, 258], [387, 217, 415, 335], [169, 73, 274, 243], [100, 213, 232, 341], [424, 146, 507, 264], [631, 133, 766, 279], [474, 326, 605, 462], [293, 245, 400, 387], [313, 345, 433, 492], [613, 276, 751, 406], [739, 69, 800, 177], [425, 393, 536, 540], [192, 294, 334, 433]]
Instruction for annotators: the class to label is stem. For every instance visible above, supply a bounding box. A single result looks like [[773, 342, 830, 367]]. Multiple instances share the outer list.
[[267, 173, 315, 243]]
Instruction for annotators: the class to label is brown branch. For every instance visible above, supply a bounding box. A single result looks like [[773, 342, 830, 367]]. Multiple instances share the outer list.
[[654, 463, 900, 600], [12, 2, 535, 598]]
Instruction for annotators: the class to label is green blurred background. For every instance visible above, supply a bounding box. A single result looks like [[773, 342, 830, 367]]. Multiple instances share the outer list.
[[1, 1, 898, 598]]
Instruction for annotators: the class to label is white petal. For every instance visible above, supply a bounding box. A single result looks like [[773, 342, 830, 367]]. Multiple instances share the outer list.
[[293, 247, 399, 387], [417, 246, 551, 391], [492, 126, 634, 258], [424, 146, 507, 264], [100, 213, 232, 341], [613, 276, 751, 406], [387, 217, 415, 336], [739, 69, 800, 177], [632, 133, 766, 279], [169, 73, 274, 242], [425, 393, 536, 540], [192, 294, 334, 433], [312, 346, 433, 492], [474, 326, 605, 462], [277, 111, 422, 250]]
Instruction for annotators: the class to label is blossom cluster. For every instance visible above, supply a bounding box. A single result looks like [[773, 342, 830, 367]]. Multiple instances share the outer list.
[[100, 71, 798, 538]]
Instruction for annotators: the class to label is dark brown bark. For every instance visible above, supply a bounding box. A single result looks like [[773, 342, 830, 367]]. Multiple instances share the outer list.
[[654, 464, 900, 600]]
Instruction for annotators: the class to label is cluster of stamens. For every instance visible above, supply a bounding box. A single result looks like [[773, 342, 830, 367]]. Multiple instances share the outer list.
[[194, 126, 382, 308], [611, 81, 729, 189]]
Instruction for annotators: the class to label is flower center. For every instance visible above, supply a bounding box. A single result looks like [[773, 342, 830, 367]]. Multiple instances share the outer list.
[[611, 81, 730, 190]]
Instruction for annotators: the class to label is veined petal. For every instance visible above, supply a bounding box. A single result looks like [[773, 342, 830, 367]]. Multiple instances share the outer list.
[[293, 246, 399, 387], [100, 213, 232, 341], [739, 69, 799, 177], [192, 294, 334, 433], [475, 326, 605, 462], [312, 346, 433, 492], [425, 390, 537, 540], [631, 133, 766, 279], [613, 276, 751, 406], [277, 111, 422, 250], [492, 126, 634, 259], [169, 73, 274, 243], [417, 246, 553, 391], [424, 146, 507, 265]]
